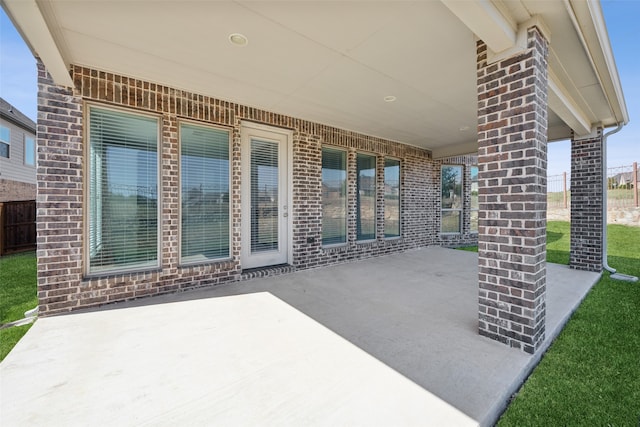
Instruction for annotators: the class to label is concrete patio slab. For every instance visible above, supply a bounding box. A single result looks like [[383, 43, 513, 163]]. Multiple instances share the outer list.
[[1, 247, 600, 427]]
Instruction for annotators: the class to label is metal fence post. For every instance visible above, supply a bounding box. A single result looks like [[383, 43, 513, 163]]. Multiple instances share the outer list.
[[634, 161, 638, 207], [563, 171, 567, 208]]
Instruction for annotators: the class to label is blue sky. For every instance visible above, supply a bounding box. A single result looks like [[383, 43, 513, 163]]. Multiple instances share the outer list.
[[1, 1, 638, 176]]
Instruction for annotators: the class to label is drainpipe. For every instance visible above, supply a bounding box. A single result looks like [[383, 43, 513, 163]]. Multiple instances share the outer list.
[[601, 124, 638, 282]]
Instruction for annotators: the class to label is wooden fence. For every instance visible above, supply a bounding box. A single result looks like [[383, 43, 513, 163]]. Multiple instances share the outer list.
[[0, 200, 36, 256]]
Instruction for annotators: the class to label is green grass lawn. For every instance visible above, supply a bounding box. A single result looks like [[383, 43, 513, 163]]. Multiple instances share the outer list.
[[0, 251, 38, 361], [0, 324, 33, 361], [496, 222, 640, 426]]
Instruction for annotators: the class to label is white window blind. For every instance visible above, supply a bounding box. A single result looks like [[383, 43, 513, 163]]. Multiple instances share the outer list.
[[180, 123, 230, 263], [356, 153, 376, 241], [250, 139, 279, 253], [322, 147, 347, 245], [384, 158, 400, 238], [88, 106, 158, 273]]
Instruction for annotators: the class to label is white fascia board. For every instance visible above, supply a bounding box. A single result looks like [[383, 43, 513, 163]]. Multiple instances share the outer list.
[[1, 0, 73, 87], [548, 70, 592, 137], [567, 0, 629, 125], [440, 0, 516, 53], [584, 0, 629, 125]]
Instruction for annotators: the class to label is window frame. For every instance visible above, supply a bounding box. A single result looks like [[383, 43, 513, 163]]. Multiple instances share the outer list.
[[0, 125, 10, 158], [178, 119, 232, 265], [356, 151, 377, 242], [24, 135, 35, 167], [440, 164, 463, 235], [84, 102, 162, 276], [321, 146, 348, 247], [383, 157, 401, 239]]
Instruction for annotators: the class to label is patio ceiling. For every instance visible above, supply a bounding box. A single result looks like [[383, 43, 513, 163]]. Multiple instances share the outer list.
[[2, 0, 628, 157]]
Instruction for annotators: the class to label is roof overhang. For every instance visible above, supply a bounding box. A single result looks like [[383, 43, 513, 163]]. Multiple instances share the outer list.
[[1, 0, 72, 88], [1, 0, 628, 157]]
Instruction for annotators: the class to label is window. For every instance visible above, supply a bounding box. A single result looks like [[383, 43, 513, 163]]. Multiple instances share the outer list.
[[384, 158, 400, 238], [24, 136, 35, 166], [441, 165, 462, 233], [356, 153, 376, 241], [470, 166, 479, 233], [180, 123, 230, 263], [0, 126, 9, 158], [87, 106, 159, 274], [322, 147, 347, 245]]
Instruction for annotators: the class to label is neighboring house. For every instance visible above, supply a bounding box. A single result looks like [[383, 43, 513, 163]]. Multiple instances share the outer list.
[[3, 0, 629, 354], [611, 171, 638, 189], [0, 97, 36, 202]]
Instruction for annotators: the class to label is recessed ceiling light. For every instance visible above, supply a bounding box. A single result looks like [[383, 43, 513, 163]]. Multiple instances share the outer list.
[[384, 96, 397, 102], [229, 33, 248, 46]]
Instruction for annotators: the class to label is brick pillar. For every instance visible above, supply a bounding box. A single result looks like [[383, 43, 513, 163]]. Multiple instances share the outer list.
[[570, 130, 603, 272], [36, 60, 84, 314], [477, 26, 549, 354]]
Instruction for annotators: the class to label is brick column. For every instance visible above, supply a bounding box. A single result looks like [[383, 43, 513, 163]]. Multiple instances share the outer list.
[[36, 60, 84, 313], [477, 26, 549, 354], [570, 130, 603, 272]]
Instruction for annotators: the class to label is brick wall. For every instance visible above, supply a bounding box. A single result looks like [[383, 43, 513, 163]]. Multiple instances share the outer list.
[[570, 131, 603, 272], [36, 61, 85, 312], [37, 63, 452, 315], [476, 26, 549, 354], [0, 179, 36, 202]]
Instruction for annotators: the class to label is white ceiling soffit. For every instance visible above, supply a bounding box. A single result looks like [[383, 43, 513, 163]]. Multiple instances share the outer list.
[[2, 0, 628, 155], [548, 70, 591, 137]]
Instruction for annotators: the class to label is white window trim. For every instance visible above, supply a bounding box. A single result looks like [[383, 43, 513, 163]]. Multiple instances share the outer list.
[[0, 125, 10, 158], [84, 102, 162, 277], [383, 157, 402, 240], [178, 119, 233, 266], [24, 135, 36, 167], [321, 145, 349, 248], [355, 151, 377, 242], [441, 164, 463, 235]]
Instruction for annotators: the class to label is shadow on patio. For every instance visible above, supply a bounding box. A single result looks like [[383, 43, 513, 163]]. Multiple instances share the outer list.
[[0, 247, 600, 426]]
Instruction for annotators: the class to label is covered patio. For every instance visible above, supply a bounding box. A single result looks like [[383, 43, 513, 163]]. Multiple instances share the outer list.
[[1, 247, 600, 426]]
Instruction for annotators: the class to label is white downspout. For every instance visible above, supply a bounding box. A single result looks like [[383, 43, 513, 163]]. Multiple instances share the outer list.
[[601, 124, 638, 282], [602, 124, 622, 274]]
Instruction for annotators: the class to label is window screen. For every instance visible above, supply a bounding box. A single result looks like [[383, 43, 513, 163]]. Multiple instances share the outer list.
[[384, 158, 400, 238], [0, 126, 9, 158], [322, 147, 347, 245], [24, 136, 35, 166], [441, 165, 462, 234], [357, 153, 376, 241]]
